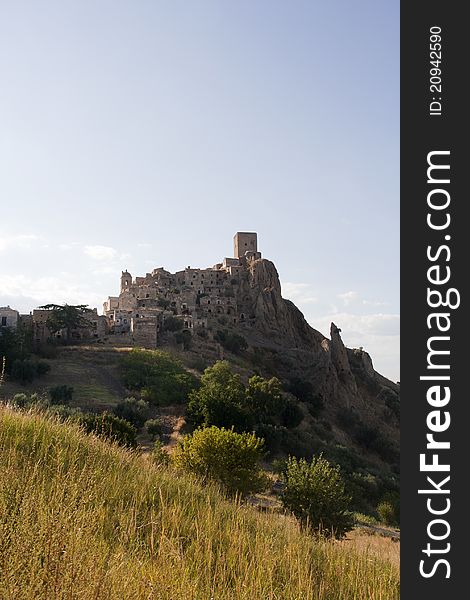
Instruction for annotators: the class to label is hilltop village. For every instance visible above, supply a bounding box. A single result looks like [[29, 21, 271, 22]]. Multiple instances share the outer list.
[[1, 232, 264, 348], [102, 232, 262, 348]]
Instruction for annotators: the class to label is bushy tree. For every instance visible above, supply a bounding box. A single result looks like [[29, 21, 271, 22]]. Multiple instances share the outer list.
[[174, 426, 266, 496], [146, 418, 163, 439], [163, 316, 184, 332], [0, 326, 33, 374], [288, 377, 314, 402], [214, 330, 248, 354], [282, 399, 304, 428], [121, 349, 198, 405], [281, 455, 353, 538], [49, 385, 74, 404], [245, 375, 284, 423], [11, 359, 39, 384], [39, 304, 92, 342], [175, 329, 192, 350], [377, 501, 397, 526], [113, 397, 149, 429], [187, 361, 251, 431], [11, 392, 45, 409], [377, 491, 400, 526], [10, 359, 50, 384], [79, 412, 137, 447]]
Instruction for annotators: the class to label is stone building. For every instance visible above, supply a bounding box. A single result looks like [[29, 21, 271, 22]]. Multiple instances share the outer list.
[[102, 232, 263, 348], [31, 307, 107, 345], [0, 306, 19, 329]]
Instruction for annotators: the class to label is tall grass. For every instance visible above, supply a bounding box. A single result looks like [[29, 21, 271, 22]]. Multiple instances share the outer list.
[[0, 406, 399, 599]]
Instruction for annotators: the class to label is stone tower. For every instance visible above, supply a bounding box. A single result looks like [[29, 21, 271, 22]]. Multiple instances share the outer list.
[[121, 270, 132, 292], [234, 232, 258, 259]]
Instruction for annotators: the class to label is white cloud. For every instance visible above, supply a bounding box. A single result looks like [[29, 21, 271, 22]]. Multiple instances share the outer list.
[[1, 274, 104, 311], [0, 234, 41, 253], [362, 299, 388, 307], [282, 282, 317, 304], [313, 312, 399, 338], [338, 290, 360, 305], [84, 245, 117, 261]]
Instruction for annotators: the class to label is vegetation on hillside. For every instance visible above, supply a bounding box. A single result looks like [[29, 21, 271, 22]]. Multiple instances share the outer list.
[[281, 455, 354, 538], [121, 348, 198, 405], [0, 406, 399, 599], [174, 425, 267, 496], [0, 337, 400, 522]]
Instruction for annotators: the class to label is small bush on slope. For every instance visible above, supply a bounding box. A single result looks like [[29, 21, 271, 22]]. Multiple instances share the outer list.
[[113, 397, 150, 429], [174, 426, 266, 496], [282, 455, 354, 539], [0, 406, 399, 600]]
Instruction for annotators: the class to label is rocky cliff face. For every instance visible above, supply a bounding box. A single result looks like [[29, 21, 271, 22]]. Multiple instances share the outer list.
[[235, 257, 399, 440]]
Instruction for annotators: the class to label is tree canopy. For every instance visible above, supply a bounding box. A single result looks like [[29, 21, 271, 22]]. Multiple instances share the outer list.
[[39, 304, 92, 341]]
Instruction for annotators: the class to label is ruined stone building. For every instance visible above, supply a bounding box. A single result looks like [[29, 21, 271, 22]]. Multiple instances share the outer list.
[[0, 306, 19, 329], [103, 232, 262, 348], [31, 308, 108, 346]]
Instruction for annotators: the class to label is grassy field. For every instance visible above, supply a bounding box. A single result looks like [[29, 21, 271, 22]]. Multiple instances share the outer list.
[[0, 406, 399, 599], [0, 345, 129, 410]]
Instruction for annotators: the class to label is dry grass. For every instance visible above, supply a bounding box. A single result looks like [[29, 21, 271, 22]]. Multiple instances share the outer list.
[[0, 406, 399, 599], [0, 346, 128, 410], [339, 529, 400, 569]]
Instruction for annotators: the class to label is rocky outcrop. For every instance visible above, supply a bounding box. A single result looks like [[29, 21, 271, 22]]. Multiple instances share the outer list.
[[236, 258, 398, 429]]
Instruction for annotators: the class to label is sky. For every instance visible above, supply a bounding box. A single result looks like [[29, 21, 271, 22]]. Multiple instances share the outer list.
[[0, 1, 399, 381]]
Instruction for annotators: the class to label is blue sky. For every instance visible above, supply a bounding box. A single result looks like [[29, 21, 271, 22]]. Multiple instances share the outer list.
[[0, 1, 399, 381]]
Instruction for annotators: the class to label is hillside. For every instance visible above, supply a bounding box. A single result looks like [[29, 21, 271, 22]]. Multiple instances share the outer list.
[[0, 406, 399, 599], [0, 327, 400, 515]]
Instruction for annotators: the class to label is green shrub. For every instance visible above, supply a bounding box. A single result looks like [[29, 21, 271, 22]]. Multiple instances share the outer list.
[[36, 361, 51, 376], [151, 439, 170, 466], [355, 425, 379, 449], [381, 388, 400, 421], [79, 412, 137, 447], [184, 355, 209, 372], [10, 393, 47, 411], [49, 404, 83, 421], [377, 501, 397, 526], [113, 397, 149, 429], [281, 429, 321, 459], [0, 327, 33, 373], [174, 329, 192, 350], [163, 316, 184, 332], [174, 426, 266, 496], [372, 435, 399, 464], [121, 349, 198, 406], [214, 330, 248, 354], [11, 359, 38, 384], [321, 443, 362, 473], [157, 298, 171, 309], [187, 361, 252, 431], [336, 407, 360, 431], [288, 377, 314, 402], [254, 423, 287, 454], [246, 375, 285, 423], [282, 399, 303, 428], [281, 455, 354, 538], [146, 418, 163, 439], [11, 393, 30, 408], [49, 385, 74, 404], [311, 420, 334, 442]]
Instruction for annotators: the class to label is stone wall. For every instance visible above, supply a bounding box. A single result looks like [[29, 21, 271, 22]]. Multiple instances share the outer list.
[[0, 306, 19, 329]]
